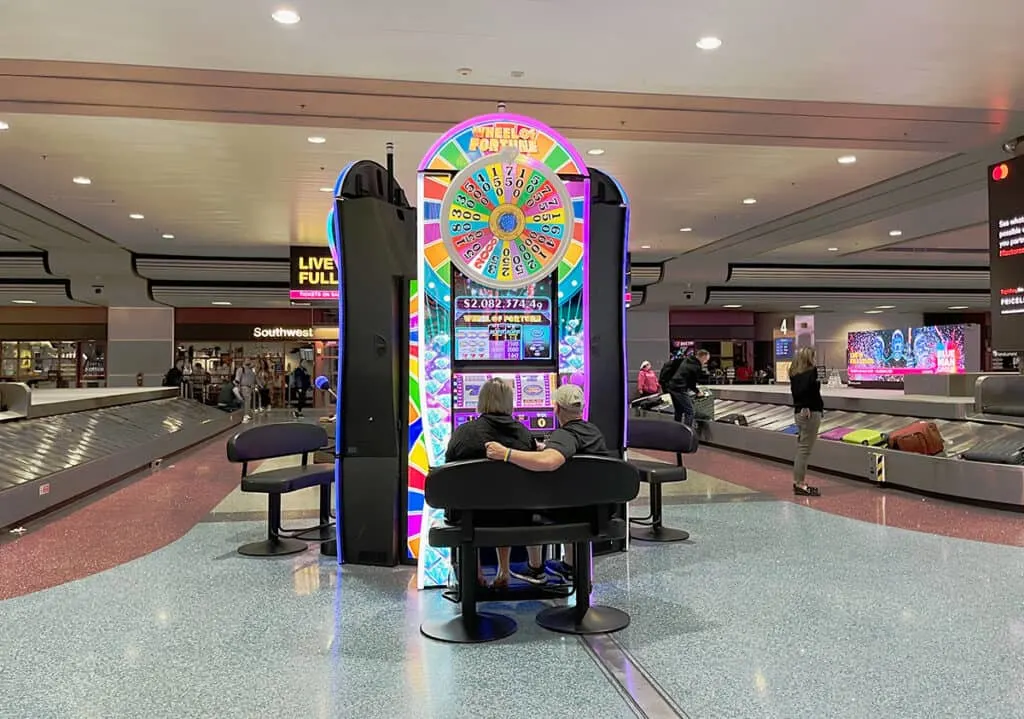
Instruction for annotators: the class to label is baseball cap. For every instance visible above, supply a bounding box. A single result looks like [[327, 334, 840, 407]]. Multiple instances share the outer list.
[[553, 383, 585, 411]]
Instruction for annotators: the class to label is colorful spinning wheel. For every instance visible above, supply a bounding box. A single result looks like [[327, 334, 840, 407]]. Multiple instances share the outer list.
[[440, 147, 574, 289]]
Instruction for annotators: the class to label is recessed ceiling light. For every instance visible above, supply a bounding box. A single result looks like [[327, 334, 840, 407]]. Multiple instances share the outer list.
[[679, 227, 693, 232], [723, 304, 743, 308], [948, 305, 969, 310], [888, 230, 903, 237], [800, 304, 820, 309], [307, 136, 326, 144], [837, 155, 857, 165], [0, 121, 8, 131], [11, 299, 35, 305], [211, 301, 232, 306], [696, 36, 723, 50], [876, 305, 895, 309], [319, 187, 333, 193], [827, 247, 839, 252], [742, 198, 757, 205], [162, 233, 175, 239], [129, 213, 144, 220], [640, 244, 651, 249], [271, 8, 300, 24], [72, 176, 91, 185], [865, 309, 883, 314], [587, 149, 605, 156]]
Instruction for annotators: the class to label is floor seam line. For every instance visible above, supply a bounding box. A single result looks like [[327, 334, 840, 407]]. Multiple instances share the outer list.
[[577, 634, 648, 719]]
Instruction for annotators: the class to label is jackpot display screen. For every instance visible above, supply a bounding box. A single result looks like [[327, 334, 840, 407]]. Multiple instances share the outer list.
[[847, 324, 970, 386], [989, 155, 1024, 349], [451, 271, 555, 364]]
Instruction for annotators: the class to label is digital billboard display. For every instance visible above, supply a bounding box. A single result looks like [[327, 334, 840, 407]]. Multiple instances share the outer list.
[[989, 155, 1024, 350]]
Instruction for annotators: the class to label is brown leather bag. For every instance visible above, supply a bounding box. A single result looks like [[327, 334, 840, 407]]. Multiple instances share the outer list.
[[887, 421, 944, 455]]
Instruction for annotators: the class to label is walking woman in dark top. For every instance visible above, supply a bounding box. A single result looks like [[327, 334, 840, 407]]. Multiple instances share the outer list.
[[789, 347, 824, 496], [445, 377, 536, 588]]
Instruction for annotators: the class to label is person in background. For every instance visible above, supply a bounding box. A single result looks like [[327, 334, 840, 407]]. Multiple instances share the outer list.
[[234, 358, 258, 423], [485, 383, 608, 582], [256, 358, 271, 413], [636, 360, 661, 396], [291, 360, 311, 418], [217, 377, 242, 412], [163, 359, 184, 389], [789, 346, 823, 496], [667, 349, 709, 426], [445, 377, 538, 588]]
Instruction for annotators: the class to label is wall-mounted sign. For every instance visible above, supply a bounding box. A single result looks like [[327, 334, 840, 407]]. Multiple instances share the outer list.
[[253, 326, 314, 340], [290, 246, 338, 301]]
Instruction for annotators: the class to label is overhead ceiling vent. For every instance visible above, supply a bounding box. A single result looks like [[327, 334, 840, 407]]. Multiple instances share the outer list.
[[134, 255, 289, 283], [627, 287, 646, 308], [707, 288, 987, 309], [150, 284, 291, 308], [0, 252, 51, 278], [629, 264, 663, 286], [0, 280, 81, 305], [876, 247, 988, 255], [727, 264, 988, 289]]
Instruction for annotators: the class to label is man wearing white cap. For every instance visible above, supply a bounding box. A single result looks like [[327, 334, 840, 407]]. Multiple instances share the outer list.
[[485, 382, 609, 581]]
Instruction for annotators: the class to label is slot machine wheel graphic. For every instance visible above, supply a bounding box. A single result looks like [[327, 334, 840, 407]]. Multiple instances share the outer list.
[[440, 147, 574, 290]]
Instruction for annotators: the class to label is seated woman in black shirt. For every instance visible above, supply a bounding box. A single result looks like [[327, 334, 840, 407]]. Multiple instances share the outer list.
[[788, 347, 825, 496], [445, 377, 536, 588]]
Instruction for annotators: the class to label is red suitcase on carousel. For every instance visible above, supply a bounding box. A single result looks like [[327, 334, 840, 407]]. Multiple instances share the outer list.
[[887, 421, 944, 456]]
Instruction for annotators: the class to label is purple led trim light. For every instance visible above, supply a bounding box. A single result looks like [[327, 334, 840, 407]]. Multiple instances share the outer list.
[[604, 172, 631, 451], [581, 178, 592, 419], [328, 161, 356, 565], [417, 112, 590, 177]]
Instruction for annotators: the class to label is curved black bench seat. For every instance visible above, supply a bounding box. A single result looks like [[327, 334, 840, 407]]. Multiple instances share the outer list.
[[421, 455, 640, 644], [226, 422, 334, 557], [626, 418, 698, 543]]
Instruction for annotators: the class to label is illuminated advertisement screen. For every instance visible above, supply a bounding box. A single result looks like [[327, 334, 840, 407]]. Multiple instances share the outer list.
[[774, 337, 795, 360], [451, 271, 555, 363], [847, 324, 969, 385], [989, 155, 1024, 350]]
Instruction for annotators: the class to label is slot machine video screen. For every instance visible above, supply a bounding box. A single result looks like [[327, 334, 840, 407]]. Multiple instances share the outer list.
[[452, 272, 555, 363], [451, 372, 557, 432], [989, 155, 1024, 349]]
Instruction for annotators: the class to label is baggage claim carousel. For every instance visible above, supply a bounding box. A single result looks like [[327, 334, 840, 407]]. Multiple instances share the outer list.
[[0, 383, 240, 530], [640, 375, 1024, 509]]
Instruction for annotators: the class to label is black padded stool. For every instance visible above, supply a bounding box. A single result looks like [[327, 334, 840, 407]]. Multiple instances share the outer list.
[[227, 422, 334, 557], [421, 456, 639, 644], [627, 418, 698, 543]]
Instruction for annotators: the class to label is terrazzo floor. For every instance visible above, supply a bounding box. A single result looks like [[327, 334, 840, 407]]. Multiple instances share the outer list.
[[4, 497, 1024, 717]]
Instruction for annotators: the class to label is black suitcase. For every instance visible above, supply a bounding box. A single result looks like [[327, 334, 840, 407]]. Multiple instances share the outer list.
[[961, 437, 1024, 465], [716, 413, 748, 426]]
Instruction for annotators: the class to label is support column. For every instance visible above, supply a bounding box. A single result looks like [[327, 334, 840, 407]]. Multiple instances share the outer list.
[[106, 307, 175, 387]]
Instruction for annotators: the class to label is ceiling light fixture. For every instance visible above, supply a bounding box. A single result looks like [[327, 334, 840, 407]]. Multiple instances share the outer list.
[[162, 233, 175, 239], [11, 299, 35, 305], [307, 136, 326, 144], [876, 305, 895, 309], [211, 301, 232, 306], [742, 198, 757, 205], [271, 8, 300, 24], [0, 121, 8, 131], [72, 176, 92, 185], [888, 230, 903, 237], [865, 309, 883, 314], [640, 244, 651, 249], [587, 149, 605, 156], [696, 36, 723, 50], [948, 305, 969, 310], [800, 304, 820, 309], [319, 187, 333, 193], [679, 227, 693, 232], [837, 155, 857, 165], [723, 304, 743, 308], [129, 213, 144, 220], [827, 247, 839, 252]]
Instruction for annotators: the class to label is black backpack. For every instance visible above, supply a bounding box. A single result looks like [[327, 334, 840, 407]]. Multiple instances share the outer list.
[[658, 357, 682, 389]]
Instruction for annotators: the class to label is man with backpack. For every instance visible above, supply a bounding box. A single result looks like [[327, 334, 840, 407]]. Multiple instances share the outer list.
[[664, 349, 710, 427], [291, 360, 311, 418]]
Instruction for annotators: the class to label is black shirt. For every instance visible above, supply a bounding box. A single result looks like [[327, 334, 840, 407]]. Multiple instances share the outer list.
[[544, 419, 609, 459], [668, 356, 703, 394], [445, 413, 536, 462], [790, 368, 824, 413]]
